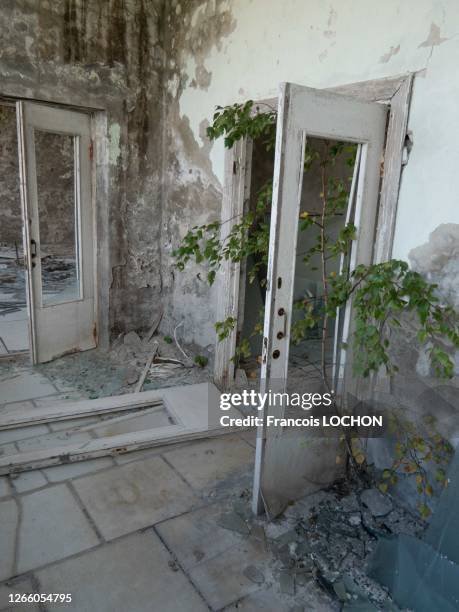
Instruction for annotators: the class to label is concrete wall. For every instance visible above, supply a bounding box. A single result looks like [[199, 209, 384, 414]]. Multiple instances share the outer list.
[[162, 0, 459, 348], [2, 0, 457, 355], [0, 0, 165, 337]]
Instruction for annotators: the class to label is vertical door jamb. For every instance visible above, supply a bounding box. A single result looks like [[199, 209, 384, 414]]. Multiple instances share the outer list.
[[213, 137, 252, 389], [215, 75, 413, 394], [16, 100, 37, 363]]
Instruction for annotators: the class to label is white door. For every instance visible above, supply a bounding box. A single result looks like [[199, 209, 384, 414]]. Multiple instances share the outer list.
[[17, 102, 96, 364], [252, 83, 388, 515]]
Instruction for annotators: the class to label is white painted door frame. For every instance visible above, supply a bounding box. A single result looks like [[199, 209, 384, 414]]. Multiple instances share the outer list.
[[17, 101, 97, 364], [252, 82, 388, 515], [213, 74, 413, 390]]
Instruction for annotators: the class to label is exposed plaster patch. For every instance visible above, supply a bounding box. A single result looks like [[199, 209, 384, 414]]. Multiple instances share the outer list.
[[25, 35, 34, 56], [175, 113, 219, 188], [379, 44, 400, 64], [163, 1, 236, 189], [409, 223, 459, 310], [168, 73, 181, 98], [418, 23, 448, 48], [169, 0, 236, 102], [108, 123, 121, 165], [160, 1, 238, 345], [194, 64, 212, 90]]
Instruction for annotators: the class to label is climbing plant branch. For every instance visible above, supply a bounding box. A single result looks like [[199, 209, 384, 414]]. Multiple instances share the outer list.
[[172, 100, 459, 517]]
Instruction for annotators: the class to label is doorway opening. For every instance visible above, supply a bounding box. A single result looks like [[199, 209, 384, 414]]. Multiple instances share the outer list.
[[214, 74, 414, 391], [0, 99, 97, 364], [236, 135, 360, 391]]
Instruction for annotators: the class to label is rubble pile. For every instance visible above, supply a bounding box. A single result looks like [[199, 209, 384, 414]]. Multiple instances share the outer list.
[[219, 483, 424, 611]]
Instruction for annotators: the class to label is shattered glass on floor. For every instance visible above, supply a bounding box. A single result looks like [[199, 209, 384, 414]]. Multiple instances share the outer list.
[[217, 481, 426, 611]]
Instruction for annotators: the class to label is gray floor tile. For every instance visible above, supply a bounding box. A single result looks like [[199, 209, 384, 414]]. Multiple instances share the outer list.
[[156, 503, 244, 570], [0, 425, 49, 446], [36, 531, 208, 612], [10, 470, 47, 493], [188, 540, 270, 610], [0, 576, 40, 611], [0, 498, 18, 581], [43, 458, 114, 482], [163, 435, 254, 490], [73, 455, 199, 540], [0, 476, 10, 498], [0, 371, 56, 403], [17, 484, 99, 574]]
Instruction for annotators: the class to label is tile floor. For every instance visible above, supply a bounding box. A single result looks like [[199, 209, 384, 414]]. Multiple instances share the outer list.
[[0, 355, 333, 611]]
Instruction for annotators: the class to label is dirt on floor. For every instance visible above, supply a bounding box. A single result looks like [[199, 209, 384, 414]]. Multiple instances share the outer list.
[[220, 479, 422, 611]]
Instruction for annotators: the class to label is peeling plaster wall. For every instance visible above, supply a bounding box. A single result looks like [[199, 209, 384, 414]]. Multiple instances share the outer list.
[[162, 0, 459, 349], [0, 0, 165, 338]]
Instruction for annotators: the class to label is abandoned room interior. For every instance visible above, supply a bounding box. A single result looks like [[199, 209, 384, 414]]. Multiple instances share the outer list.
[[0, 1, 459, 611]]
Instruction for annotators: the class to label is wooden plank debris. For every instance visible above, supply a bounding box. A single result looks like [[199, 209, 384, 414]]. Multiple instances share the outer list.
[[0, 383, 247, 474], [0, 389, 164, 430], [0, 423, 243, 475], [135, 342, 158, 393]]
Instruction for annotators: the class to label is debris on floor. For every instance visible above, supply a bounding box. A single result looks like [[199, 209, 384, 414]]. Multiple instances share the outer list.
[[0, 329, 212, 402], [110, 330, 211, 392], [216, 481, 425, 610]]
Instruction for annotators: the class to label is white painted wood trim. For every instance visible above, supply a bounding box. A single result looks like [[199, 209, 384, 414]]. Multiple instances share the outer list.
[[374, 74, 413, 263], [252, 82, 388, 515], [20, 102, 96, 363], [0, 425, 244, 475], [16, 101, 37, 363], [215, 74, 414, 394], [0, 391, 164, 430], [213, 138, 252, 389], [0, 382, 246, 474]]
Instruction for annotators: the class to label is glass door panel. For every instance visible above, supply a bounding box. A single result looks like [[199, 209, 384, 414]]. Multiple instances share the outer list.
[[34, 130, 82, 306]]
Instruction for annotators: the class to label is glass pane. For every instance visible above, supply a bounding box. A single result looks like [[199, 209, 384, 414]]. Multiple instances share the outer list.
[[288, 137, 359, 394], [34, 130, 80, 306]]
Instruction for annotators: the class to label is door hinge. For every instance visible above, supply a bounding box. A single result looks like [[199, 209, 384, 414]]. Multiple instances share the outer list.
[[89, 140, 94, 161]]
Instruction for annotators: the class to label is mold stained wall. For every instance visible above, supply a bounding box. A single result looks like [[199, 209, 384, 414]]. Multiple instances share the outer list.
[[0, 0, 165, 342], [163, 0, 459, 349]]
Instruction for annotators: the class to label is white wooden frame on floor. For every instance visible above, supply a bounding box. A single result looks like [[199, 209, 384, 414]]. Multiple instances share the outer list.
[[0, 382, 242, 474], [213, 74, 413, 390]]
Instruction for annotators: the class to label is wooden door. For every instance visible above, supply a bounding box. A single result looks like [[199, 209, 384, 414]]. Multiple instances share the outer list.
[[252, 83, 387, 515], [17, 102, 96, 363]]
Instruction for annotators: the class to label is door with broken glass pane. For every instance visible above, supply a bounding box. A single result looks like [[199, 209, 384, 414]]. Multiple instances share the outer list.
[[17, 102, 95, 363], [253, 83, 387, 516]]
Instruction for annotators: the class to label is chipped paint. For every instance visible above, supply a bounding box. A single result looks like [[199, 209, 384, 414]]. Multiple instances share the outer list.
[[0, 0, 165, 338], [418, 22, 449, 48], [379, 44, 401, 63], [4, 0, 458, 353], [160, 0, 459, 347]]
